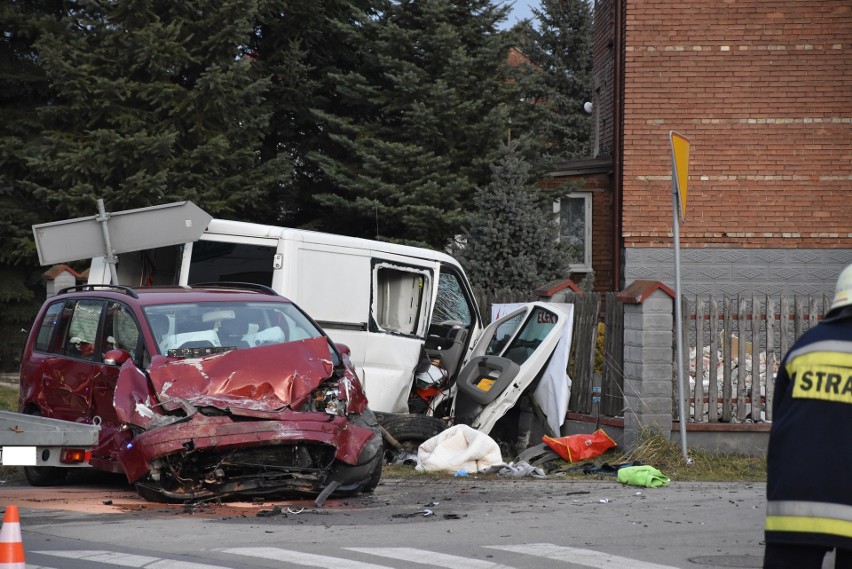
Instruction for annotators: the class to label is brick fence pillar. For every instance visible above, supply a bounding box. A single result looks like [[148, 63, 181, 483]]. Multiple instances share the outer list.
[[617, 280, 676, 450]]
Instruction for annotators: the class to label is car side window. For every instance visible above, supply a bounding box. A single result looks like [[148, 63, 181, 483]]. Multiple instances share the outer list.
[[102, 302, 143, 364], [33, 302, 64, 352], [62, 300, 105, 361]]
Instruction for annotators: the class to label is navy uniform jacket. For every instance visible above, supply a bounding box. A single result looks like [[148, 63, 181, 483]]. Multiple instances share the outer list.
[[764, 306, 852, 550]]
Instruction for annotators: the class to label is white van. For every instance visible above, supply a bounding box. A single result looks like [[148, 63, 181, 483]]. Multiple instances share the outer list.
[[87, 214, 572, 451]]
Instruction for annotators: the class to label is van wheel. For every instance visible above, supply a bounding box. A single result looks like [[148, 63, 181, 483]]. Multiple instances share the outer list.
[[377, 413, 448, 462], [23, 410, 67, 487]]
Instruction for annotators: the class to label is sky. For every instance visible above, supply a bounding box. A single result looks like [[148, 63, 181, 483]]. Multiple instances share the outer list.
[[502, 1, 539, 28]]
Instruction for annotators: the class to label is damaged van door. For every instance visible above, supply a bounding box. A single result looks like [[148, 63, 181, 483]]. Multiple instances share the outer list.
[[452, 303, 572, 438]]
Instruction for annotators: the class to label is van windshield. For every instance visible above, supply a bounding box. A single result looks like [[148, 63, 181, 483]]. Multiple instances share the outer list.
[[143, 301, 324, 356]]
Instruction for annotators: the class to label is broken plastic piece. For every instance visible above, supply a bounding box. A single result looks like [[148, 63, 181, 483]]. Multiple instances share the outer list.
[[314, 480, 340, 507]]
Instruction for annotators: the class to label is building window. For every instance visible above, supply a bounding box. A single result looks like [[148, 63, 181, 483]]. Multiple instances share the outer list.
[[553, 193, 592, 272]]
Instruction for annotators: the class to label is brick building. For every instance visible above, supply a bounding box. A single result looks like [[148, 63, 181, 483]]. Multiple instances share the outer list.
[[548, 0, 852, 296]]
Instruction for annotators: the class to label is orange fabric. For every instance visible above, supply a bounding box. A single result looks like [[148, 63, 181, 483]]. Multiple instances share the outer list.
[[542, 429, 617, 463]]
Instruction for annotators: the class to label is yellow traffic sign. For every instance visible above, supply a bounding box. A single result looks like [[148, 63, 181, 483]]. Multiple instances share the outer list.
[[670, 131, 690, 221]]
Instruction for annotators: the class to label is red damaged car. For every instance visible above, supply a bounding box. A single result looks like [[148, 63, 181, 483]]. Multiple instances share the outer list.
[[18, 284, 383, 503]]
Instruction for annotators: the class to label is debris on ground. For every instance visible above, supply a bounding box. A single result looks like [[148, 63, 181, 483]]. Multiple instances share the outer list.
[[416, 425, 504, 473], [617, 465, 670, 488]]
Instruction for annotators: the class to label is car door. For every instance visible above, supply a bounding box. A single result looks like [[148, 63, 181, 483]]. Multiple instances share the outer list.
[[41, 299, 106, 421], [452, 302, 572, 436], [90, 300, 146, 466]]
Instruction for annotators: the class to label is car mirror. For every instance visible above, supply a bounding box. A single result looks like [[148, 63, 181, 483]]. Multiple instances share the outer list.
[[334, 343, 351, 356], [104, 349, 132, 366]]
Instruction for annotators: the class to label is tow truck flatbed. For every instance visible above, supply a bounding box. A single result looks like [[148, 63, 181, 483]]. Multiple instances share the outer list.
[[0, 411, 100, 467]]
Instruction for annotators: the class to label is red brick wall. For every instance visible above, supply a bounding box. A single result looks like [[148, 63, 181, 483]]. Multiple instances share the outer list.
[[622, 1, 852, 249], [593, 0, 617, 158]]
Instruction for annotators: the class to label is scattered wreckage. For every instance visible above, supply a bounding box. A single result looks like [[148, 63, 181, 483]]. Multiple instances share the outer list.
[[24, 202, 578, 502], [75, 203, 575, 457]]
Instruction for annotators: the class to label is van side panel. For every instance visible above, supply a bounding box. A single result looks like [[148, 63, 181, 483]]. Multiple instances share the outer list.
[[289, 243, 371, 328]]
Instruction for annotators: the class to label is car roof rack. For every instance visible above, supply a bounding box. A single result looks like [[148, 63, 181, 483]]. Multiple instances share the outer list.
[[57, 284, 139, 299], [189, 282, 279, 296]]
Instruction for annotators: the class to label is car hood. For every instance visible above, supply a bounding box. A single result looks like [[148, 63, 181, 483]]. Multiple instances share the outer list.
[[114, 337, 337, 429]]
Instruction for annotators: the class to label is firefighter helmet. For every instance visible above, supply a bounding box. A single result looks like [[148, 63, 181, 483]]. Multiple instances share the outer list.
[[829, 263, 852, 313]]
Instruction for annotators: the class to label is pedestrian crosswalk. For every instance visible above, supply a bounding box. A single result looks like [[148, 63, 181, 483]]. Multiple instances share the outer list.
[[31, 544, 682, 569]]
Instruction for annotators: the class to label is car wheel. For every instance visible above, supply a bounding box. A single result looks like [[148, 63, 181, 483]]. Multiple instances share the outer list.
[[358, 451, 384, 494], [23, 410, 67, 487], [377, 413, 448, 461]]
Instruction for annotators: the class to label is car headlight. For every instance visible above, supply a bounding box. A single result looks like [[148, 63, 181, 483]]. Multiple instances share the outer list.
[[307, 382, 347, 416]]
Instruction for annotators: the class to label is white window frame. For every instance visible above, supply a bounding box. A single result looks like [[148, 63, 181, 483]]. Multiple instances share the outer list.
[[553, 193, 592, 272], [371, 262, 432, 337]]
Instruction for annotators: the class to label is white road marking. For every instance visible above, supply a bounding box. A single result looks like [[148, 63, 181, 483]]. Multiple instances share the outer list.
[[33, 543, 684, 569], [33, 550, 230, 569], [221, 547, 395, 569], [487, 544, 682, 569], [347, 547, 517, 569]]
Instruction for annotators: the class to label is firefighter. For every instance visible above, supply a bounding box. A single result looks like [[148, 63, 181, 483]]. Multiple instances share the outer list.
[[764, 264, 852, 568]]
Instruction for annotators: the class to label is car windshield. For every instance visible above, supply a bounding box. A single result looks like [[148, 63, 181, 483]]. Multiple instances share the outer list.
[[143, 301, 325, 355]]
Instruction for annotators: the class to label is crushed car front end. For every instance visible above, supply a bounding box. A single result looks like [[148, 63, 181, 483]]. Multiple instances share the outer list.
[[114, 298, 383, 503], [124, 407, 382, 503]]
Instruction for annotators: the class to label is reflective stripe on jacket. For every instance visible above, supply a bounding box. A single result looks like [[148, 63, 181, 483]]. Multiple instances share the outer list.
[[764, 313, 852, 550]]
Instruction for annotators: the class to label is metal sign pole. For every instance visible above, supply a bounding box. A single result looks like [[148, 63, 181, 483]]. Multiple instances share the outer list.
[[672, 186, 688, 461], [96, 199, 119, 284], [670, 131, 690, 462]]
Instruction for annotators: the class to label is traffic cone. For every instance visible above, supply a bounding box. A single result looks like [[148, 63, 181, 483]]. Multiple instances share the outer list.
[[0, 506, 25, 569]]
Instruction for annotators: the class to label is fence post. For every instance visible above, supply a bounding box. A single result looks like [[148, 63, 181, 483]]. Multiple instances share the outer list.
[[618, 280, 676, 451], [601, 291, 625, 417], [694, 296, 705, 422]]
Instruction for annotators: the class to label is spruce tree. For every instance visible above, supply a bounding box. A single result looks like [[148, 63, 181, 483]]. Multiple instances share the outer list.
[[455, 140, 568, 293], [20, 0, 288, 221], [0, 1, 67, 371], [306, 0, 520, 249], [523, 0, 594, 159], [249, 0, 381, 227]]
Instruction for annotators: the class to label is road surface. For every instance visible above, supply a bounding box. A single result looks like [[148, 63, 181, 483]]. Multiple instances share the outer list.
[[0, 470, 795, 569]]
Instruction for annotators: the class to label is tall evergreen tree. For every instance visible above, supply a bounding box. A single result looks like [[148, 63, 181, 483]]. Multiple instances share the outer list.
[[522, 0, 594, 159], [0, 1, 68, 371], [455, 140, 568, 293], [0, 0, 65, 266], [20, 0, 288, 221], [306, 0, 521, 249], [249, 0, 381, 227]]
